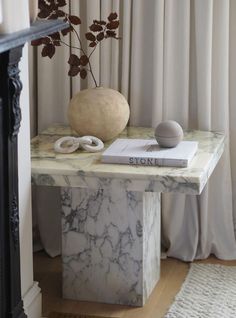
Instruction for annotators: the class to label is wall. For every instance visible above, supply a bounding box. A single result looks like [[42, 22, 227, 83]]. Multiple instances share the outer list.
[[19, 44, 42, 318]]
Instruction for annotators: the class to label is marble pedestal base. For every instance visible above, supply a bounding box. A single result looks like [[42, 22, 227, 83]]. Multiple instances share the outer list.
[[61, 186, 160, 306]]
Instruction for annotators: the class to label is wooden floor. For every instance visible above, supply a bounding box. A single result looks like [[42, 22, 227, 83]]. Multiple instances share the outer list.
[[34, 251, 236, 318]]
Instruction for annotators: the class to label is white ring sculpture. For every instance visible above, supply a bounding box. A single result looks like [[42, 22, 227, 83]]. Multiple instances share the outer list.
[[54, 136, 104, 154]]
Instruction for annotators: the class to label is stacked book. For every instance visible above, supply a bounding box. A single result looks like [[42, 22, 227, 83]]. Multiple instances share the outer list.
[[102, 139, 198, 168]]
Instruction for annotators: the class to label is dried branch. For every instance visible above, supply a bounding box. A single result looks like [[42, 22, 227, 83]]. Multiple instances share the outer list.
[[32, 0, 120, 87]]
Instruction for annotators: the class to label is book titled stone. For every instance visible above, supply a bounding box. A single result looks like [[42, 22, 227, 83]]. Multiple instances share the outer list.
[[102, 139, 198, 167]]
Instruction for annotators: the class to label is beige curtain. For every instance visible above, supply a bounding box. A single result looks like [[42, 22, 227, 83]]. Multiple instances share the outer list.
[[31, 0, 236, 260]]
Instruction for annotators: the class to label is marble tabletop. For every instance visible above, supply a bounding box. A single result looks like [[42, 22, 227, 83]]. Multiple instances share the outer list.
[[31, 124, 225, 195]]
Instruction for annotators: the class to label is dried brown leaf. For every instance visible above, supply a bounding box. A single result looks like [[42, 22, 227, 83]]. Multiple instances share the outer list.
[[106, 30, 116, 37], [56, 10, 65, 17], [80, 69, 87, 79], [50, 32, 61, 40], [80, 55, 89, 66], [69, 15, 81, 25], [38, 9, 51, 19], [89, 24, 103, 32], [42, 37, 51, 45], [68, 54, 80, 66], [42, 44, 56, 59], [68, 65, 80, 77], [107, 20, 119, 30], [97, 32, 104, 41], [108, 12, 118, 21], [57, 0, 66, 7], [85, 32, 96, 41], [48, 13, 58, 20], [89, 41, 97, 47], [39, 0, 48, 10], [31, 38, 43, 46], [49, 2, 57, 11]]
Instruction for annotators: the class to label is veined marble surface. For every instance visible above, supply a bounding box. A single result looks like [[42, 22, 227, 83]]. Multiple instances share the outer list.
[[61, 187, 160, 306], [31, 124, 225, 194]]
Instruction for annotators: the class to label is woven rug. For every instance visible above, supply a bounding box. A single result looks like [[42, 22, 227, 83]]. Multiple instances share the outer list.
[[48, 313, 113, 318], [164, 264, 236, 318]]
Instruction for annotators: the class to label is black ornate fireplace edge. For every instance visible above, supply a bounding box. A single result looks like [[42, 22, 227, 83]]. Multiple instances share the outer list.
[[8, 61, 23, 140], [10, 193, 20, 248], [9, 58, 23, 249], [0, 21, 68, 318], [0, 44, 26, 318]]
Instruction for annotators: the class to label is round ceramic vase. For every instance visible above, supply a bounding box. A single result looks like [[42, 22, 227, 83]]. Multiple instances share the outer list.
[[155, 120, 183, 148], [68, 87, 130, 142]]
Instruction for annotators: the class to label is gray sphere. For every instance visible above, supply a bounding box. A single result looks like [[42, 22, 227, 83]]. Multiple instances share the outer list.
[[155, 120, 183, 148]]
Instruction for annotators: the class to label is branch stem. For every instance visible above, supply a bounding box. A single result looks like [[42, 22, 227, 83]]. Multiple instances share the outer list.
[[70, 24, 98, 87], [87, 59, 98, 87], [57, 40, 82, 51], [88, 44, 98, 59]]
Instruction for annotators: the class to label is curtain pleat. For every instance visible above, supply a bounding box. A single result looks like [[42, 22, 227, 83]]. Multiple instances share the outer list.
[[163, 0, 190, 127], [194, 0, 213, 130], [120, 0, 132, 100], [150, 0, 164, 127], [129, 0, 164, 126], [163, 0, 236, 261], [100, 0, 114, 87]]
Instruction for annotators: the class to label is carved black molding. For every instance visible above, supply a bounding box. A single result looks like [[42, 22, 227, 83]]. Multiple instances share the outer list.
[[10, 194, 20, 248], [8, 63, 23, 139], [0, 98, 6, 317], [0, 45, 26, 318]]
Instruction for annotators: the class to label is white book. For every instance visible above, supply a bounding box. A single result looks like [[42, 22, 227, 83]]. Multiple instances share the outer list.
[[102, 139, 198, 167]]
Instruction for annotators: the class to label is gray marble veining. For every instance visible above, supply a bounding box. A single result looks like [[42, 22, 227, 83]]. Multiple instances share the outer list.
[[31, 124, 225, 195], [61, 186, 160, 306]]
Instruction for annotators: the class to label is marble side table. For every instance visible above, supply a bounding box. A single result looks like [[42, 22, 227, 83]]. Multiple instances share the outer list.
[[31, 124, 225, 306]]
